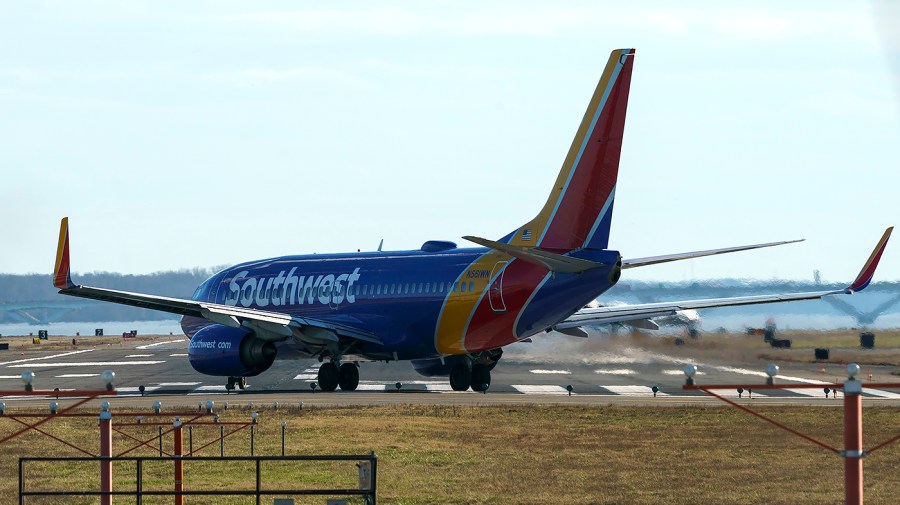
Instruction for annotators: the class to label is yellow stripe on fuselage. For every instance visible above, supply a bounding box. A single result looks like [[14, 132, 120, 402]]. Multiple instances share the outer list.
[[435, 251, 508, 354]]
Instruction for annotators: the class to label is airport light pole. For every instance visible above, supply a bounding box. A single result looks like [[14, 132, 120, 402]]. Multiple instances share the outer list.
[[683, 362, 900, 505]]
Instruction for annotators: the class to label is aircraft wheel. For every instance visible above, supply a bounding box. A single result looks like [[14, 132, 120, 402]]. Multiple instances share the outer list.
[[318, 362, 339, 392], [449, 364, 472, 391], [226, 377, 236, 391], [471, 364, 491, 392], [338, 363, 359, 391], [238, 377, 247, 390]]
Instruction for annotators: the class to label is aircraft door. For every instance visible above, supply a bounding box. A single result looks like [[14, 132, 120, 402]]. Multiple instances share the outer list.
[[488, 261, 508, 313]]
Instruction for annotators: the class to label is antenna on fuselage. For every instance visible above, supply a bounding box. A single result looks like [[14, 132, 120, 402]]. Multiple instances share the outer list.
[[377, 239, 384, 252]]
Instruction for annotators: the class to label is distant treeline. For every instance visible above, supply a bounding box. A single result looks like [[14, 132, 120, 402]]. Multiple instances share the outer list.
[[0, 268, 224, 323]]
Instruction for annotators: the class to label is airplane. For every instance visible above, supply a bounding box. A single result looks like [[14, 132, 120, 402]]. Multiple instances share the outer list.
[[50, 48, 893, 392]]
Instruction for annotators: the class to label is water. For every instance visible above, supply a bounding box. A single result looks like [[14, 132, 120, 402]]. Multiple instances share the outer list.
[[0, 320, 184, 338]]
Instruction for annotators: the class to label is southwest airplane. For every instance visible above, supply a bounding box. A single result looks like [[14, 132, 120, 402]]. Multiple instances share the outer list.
[[52, 49, 893, 392]]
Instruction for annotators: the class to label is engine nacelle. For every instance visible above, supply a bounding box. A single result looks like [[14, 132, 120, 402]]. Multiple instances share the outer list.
[[188, 324, 276, 377]]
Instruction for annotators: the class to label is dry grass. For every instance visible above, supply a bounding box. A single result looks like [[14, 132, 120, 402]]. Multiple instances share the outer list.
[[1, 404, 898, 504]]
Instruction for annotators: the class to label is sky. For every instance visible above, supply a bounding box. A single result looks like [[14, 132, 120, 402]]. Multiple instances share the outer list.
[[1, 1, 899, 283]]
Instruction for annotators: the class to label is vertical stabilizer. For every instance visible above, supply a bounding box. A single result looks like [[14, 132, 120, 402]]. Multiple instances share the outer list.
[[506, 48, 634, 252]]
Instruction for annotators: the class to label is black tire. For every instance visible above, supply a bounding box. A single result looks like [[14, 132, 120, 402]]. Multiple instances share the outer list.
[[338, 363, 360, 391], [449, 364, 472, 391], [318, 362, 339, 392], [471, 364, 491, 392]]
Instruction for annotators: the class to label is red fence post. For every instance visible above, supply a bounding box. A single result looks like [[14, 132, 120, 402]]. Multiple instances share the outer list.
[[99, 407, 112, 505], [174, 418, 184, 505], [843, 374, 864, 505]]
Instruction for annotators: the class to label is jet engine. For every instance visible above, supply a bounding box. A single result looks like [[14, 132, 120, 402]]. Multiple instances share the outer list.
[[188, 324, 276, 377]]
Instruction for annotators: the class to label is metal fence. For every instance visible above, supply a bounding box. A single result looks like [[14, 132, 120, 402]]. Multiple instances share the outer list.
[[19, 453, 377, 505]]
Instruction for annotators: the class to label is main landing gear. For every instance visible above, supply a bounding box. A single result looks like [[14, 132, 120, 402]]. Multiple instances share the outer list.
[[226, 376, 247, 391], [449, 363, 492, 392], [317, 362, 360, 392]]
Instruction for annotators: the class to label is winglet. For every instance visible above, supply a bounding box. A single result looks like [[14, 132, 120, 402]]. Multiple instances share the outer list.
[[847, 227, 893, 293], [53, 217, 75, 289]]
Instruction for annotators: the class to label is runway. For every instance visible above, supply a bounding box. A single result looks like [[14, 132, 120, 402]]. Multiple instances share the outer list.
[[2, 335, 899, 408]]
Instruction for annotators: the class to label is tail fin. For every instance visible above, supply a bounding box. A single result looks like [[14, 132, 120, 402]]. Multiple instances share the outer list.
[[53, 217, 75, 289], [506, 48, 634, 252]]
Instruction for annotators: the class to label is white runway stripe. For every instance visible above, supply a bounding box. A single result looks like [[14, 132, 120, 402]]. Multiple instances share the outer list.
[[354, 384, 386, 391], [125, 354, 153, 358], [0, 376, 21, 379], [529, 370, 571, 375], [56, 374, 99, 378], [512, 385, 570, 395], [116, 386, 161, 395], [303, 368, 318, 373], [601, 385, 668, 396], [863, 388, 900, 399], [189, 385, 230, 394], [154, 382, 201, 387], [594, 369, 636, 375], [663, 369, 705, 376], [293, 374, 317, 380], [136, 340, 186, 349], [702, 388, 767, 398], [784, 388, 827, 397], [0, 349, 93, 367], [10, 361, 164, 368], [170, 354, 188, 357], [425, 383, 454, 392]]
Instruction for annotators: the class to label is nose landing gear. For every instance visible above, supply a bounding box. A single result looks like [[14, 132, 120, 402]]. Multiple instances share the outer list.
[[226, 376, 247, 391]]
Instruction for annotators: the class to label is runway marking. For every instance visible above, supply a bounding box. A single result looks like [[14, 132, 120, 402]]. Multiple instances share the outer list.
[[116, 386, 161, 395], [0, 376, 21, 379], [154, 382, 201, 387], [0, 349, 93, 367], [425, 383, 454, 392], [601, 385, 668, 396], [125, 354, 153, 358], [189, 385, 231, 395], [56, 373, 99, 378], [783, 388, 841, 398], [10, 361, 165, 368], [663, 369, 705, 376], [136, 339, 186, 350], [354, 384, 387, 391], [529, 369, 571, 375], [303, 368, 318, 373], [702, 388, 767, 398], [170, 354, 188, 357], [594, 369, 636, 375], [862, 388, 900, 399], [293, 374, 317, 380], [512, 385, 571, 395]]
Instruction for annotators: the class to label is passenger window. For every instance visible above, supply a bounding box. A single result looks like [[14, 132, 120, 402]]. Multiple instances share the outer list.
[[460, 282, 466, 293], [404, 284, 409, 294], [418, 283, 423, 293], [469, 281, 474, 292], [439, 282, 445, 292], [390, 284, 395, 295], [376, 285, 381, 295]]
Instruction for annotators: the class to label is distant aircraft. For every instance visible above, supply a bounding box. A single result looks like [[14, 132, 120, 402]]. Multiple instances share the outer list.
[[51, 49, 893, 392]]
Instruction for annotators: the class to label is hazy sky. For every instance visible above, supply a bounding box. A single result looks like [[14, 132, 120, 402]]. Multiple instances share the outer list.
[[2, 1, 898, 283]]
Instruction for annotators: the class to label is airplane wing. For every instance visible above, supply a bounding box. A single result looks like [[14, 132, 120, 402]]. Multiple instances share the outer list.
[[555, 227, 892, 331], [52, 218, 382, 346]]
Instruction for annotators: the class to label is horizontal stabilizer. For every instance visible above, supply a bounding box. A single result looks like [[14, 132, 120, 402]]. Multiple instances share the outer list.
[[622, 239, 803, 269], [463, 236, 605, 273]]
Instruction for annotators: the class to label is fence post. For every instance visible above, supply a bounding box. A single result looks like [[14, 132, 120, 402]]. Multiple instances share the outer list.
[[174, 419, 184, 505], [844, 371, 864, 505], [99, 407, 112, 505]]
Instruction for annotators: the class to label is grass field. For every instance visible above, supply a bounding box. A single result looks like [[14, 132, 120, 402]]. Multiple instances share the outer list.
[[1, 404, 898, 504]]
